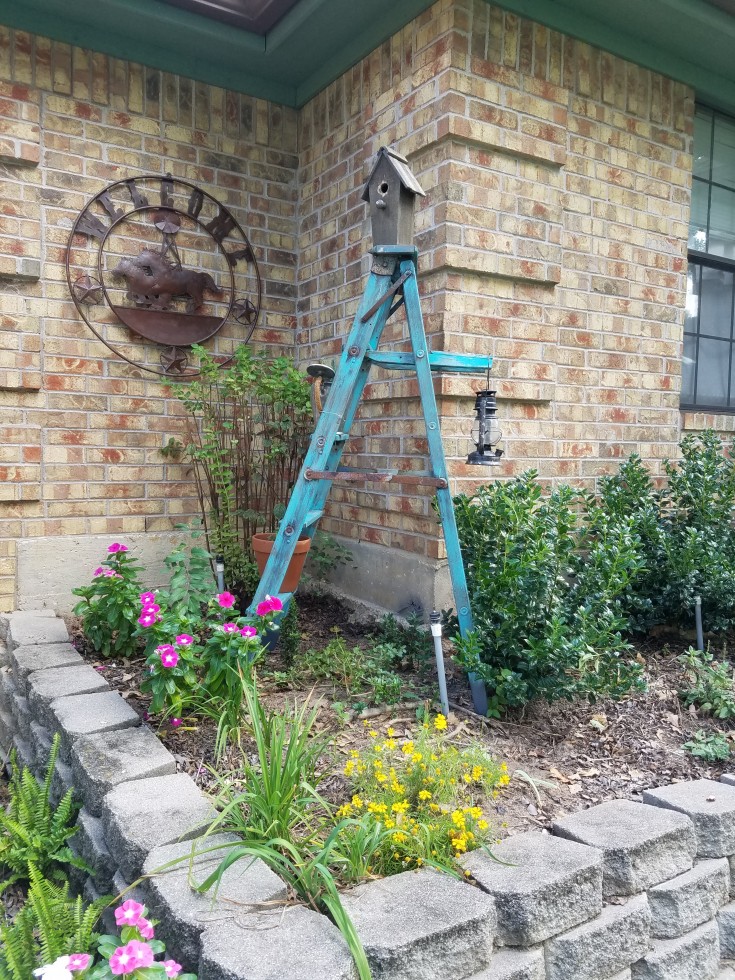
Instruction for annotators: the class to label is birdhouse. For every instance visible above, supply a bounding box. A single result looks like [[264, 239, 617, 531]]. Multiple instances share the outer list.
[[361, 146, 426, 247]]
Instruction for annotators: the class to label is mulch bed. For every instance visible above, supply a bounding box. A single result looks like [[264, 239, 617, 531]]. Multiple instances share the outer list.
[[65, 593, 733, 839]]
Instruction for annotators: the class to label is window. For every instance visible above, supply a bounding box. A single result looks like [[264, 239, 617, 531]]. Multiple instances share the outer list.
[[683, 106, 735, 410]]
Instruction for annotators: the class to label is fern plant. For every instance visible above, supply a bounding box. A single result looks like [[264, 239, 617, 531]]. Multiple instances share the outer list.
[[0, 866, 109, 980], [0, 734, 89, 893]]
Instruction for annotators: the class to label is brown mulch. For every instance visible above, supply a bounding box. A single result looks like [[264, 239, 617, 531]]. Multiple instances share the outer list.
[[65, 595, 734, 840]]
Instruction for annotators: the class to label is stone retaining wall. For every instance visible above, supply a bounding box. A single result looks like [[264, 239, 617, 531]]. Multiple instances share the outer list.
[[2, 609, 735, 980]]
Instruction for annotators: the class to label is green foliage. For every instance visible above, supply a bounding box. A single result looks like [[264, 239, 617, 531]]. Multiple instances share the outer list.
[[0, 866, 110, 979], [306, 531, 354, 581], [678, 646, 735, 719], [375, 611, 431, 672], [156, 521, 214, 619], [72, 546, 144, 657], [290, 633, 404, 706], [683, 729, 731, 762], [453, 471, 645, 714], [0, 734, 89, 894], [172, 344, 313, 599]]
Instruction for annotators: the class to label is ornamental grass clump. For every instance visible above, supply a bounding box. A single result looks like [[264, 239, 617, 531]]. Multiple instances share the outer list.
[[336, 716, 509, 876]]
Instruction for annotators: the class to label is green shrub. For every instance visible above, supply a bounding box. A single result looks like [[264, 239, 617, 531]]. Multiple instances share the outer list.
[[678, 646, 735, 719], [453, 471, 645, 713], [683, 730, 731, 762], [71, 544, 143, 657]]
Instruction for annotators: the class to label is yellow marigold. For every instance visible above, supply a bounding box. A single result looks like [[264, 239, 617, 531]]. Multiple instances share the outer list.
[[401, 741, 414, 755], [336, 803, 353, 818], [352, 795, 364, 808], [418, 789, 432, 800], [433, 714, 448, 731], [384, 739, 397, 750], [368, 729, 378, 738], [392, 800, 410, 814], [392, 831, 407, 843], [376, 772, 388, 783], [349, 750, 360, 759], [478, 819, 489, 831], [387, 727, 396, 737], [411, 752, 423, 763], [385, 818, 395, 829], [472, 765, 484, 781], [373, 758, 383, 768], [344, 761, 355, 776]]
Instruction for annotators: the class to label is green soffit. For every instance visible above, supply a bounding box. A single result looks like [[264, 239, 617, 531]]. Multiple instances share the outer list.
[[0, 0, 734, 110]]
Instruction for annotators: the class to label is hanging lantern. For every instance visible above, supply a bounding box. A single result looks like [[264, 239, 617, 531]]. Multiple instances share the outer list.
[[467, 388, 503, 465]]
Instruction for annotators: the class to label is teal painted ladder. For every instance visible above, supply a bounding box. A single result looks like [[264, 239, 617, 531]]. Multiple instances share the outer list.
[[248, 244, 491, 713]]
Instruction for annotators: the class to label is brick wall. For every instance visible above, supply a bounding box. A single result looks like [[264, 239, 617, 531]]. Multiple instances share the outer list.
[[0, 1, 697, 613], [0, 29, 299, 611], [297, 0, 694, 584]]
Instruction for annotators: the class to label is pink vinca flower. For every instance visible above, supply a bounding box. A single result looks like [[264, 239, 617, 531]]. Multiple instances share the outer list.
[[93, 566, 104, 576], [114, 899, 145, 928], [222, 623, 239, 633], [163, 960, 182, 978], [142, 603, 160, 614], [102, 568, 119, 578], [108, 542, 128, 553], [171, 717, 183, 728], [216, 591, 236, 608], [158, 645, 179, 669], [140, 591, 156, 604], [256, 594, 283, 617], [137, 917, 155, 939], [175, 633, 193, 646], [109, 941, 154, 976], [240, 625, 257, 637], [137, 611, 157, 628], [67, 954, 90, 973]]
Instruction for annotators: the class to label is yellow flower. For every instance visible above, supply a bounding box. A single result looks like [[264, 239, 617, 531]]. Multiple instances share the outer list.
[[350, 750, 360, 759], [384, 739, 397, 750], [478, 819, 489, 831], [352, 795, 364, 808], [401, 741, 414, 755], [336, 803, 353, 818], [385, 818, 395, 829], [387, 727, 396, 737], [411, 752, 423, 763], [344, 760, 355, 777], [376, 772, 388, 783], [472, 765, 484, 781], [434, 714, 448, 731], [418, 789, 432, 801], [392, 800, 410, 814], [368, 729, 378, 738]]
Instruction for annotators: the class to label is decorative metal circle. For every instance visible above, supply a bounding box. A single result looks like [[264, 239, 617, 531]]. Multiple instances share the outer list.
[[65, 174, 262, 377]]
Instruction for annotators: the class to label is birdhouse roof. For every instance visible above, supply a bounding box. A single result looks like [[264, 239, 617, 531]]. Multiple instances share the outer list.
[[361, 146, 426, 202]]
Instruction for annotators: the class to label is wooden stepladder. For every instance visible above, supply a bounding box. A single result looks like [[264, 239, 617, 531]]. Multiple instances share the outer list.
[[249, 148, 493, 713]]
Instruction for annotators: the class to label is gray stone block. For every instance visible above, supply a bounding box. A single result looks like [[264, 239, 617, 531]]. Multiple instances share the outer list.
[[71, 726, 176, 816], [0, 706, 13, 753], [630, 919, 719, 979], [719, 900, 735, 958], [340, 868, 496, 980], [648, 858, 729, 938], [102, 773, 216, 880], [112, 869, 148, 907], [11, 643, 84, 694], [72, 808, 116, 893], [468, 946, 545, 979], [722, 775, 735, 787], [10, 692, 31, 741], [717, 965, 735, 979], [644, 780, 735, 858], [460, 831, 603, 946], [198, 904, 358, 980], [143, 835, 286, 966], [50, 756, 73, 807], [27, 665, 109, 727], [50, 691, 140, 759], [0, 664, 14, 711], [7, 735, 33, 773], [545, 894, 652, 980], [553, 798, 696, 896], [7, 612, 69, 651]]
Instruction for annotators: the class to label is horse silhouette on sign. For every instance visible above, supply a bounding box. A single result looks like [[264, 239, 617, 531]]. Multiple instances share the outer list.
[[111, 249, 222, 314]]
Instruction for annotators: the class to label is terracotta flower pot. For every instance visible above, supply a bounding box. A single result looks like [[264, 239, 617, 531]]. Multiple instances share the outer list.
[[251, 532, 311, 593]]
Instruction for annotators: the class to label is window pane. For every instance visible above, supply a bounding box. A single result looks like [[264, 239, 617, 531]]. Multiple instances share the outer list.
[[685, 264, 700, 332], [713, 114, 735, 190], [699, 265, 734, 339], [708, 185, 735, 259], [688, 179, 709, 252], [693, 108, 713, 181], [681, 333, 696, 404], [696, 337, 730, 406]]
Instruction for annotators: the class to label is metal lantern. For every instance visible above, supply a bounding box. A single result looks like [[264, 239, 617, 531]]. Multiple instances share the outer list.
[[467, 389, 503, 465]]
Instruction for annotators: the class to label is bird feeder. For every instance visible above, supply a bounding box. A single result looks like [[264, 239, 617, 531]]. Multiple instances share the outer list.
[[361, 146, 426, 247], [467, 389, 503, 466]]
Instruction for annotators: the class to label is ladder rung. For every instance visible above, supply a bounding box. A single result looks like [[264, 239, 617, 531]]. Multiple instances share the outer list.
[[304, 467, 447, 488], [303, 509, 324, 528]]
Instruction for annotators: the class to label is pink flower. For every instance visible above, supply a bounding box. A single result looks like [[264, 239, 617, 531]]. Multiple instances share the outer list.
[[102, 568, 118, 578], [114, 899, 145, 928], [142, 603, 160, 614], [94, 665, 107, 671], [109, 941, 153, 975], [216, 591, 236, 608], [256, 594, 283, 616], [108, 543, 128, 553], [93, 566, 104, 576], [137, 612, 157, 627], [137, 917, 155, 939], [139, 591, 156, 604], [163, 960, 182, 978], [159, 647, 179, 669], [240, 625, 257, 637], [175, 633, 193, 646], [68, 954, 91, 972], [222, 623, 239, 633], [171, 717, 183, 727]]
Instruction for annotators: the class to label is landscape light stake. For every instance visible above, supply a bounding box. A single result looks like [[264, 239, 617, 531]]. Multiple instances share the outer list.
[[248, 146, 500, 714], [430, 610, 450, 717]]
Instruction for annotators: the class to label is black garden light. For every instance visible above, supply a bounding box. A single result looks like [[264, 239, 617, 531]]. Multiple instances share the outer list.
[[467, 387, 503, 466]]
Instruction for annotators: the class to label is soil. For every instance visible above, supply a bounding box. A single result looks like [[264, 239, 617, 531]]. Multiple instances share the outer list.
[[65, 592, 734, 840]]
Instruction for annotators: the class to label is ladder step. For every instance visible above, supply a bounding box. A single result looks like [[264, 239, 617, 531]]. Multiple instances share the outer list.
[[304, 467, 447, 488], [303, 509, 324, 528]]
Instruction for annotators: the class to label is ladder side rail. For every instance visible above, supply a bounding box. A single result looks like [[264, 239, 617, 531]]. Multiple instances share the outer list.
[[248, 266, 398, 611], [400, 259, 475, 639]]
